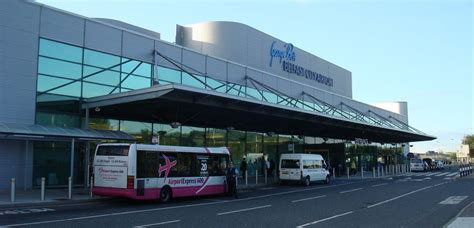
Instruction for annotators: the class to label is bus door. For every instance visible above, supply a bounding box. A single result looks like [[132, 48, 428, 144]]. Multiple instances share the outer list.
[[136, 151, 160, 197]]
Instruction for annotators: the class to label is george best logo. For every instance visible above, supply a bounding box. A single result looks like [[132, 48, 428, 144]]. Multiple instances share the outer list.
[[269, 41, 296, 67], [269, 40, 333, 87]]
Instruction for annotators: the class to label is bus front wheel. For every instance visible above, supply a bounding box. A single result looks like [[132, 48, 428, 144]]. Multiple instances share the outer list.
[[159, 186, 172, 203]]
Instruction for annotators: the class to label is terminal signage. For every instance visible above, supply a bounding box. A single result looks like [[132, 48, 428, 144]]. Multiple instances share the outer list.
[[269, 41, 333, 87]]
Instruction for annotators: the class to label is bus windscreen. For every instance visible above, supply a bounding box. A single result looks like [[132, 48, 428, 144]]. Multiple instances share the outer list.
[[96, 145, 129, 156]]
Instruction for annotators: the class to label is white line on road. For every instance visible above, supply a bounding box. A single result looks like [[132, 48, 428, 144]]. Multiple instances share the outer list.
[[447, 172, 459, 177], [439, 196, 468, 205], [217, 205, 271, 216], [339, 188, 363, 194], [291, 195, 327, 203], [371, 183, 388, 187], [425, 173, 438, 176], [435, 172, 449, 177], [367, 185, 434, 208], [296, 211, 354, 227], [133, 220, 181, 227]]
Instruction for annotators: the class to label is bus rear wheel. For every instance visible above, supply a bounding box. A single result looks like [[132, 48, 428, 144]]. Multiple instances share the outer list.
[[159, 186, 172, 203]]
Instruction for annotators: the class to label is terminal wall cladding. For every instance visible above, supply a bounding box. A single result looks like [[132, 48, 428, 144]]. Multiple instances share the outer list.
[[175, 21, 353, 98]]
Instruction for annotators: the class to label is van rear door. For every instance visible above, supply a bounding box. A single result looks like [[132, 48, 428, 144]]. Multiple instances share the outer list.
[[280, 159, 301, 180]]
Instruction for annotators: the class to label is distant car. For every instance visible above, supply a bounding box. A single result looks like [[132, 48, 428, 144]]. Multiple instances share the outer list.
[[436, 161, 445, 170], [423, 161, 430, 171], [423, 158, 435, 171], [410, 158, 425, 172]]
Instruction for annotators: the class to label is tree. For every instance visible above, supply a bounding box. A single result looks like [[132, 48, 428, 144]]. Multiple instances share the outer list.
[[462, 135, 474, 158]]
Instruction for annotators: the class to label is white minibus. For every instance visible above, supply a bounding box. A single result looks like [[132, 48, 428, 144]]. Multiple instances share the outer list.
[[279, 153, 330, 186]]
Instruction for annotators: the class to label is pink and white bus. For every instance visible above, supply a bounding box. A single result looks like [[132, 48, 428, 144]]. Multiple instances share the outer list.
[[92, 143, 230, 202]]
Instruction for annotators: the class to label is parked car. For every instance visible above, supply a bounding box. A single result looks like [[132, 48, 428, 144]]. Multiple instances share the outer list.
[[410, 158, 425, 172]]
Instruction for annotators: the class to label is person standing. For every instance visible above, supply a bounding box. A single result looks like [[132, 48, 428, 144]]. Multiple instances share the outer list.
[[240, 157, 247, 180], [226, 162, 238, 198]]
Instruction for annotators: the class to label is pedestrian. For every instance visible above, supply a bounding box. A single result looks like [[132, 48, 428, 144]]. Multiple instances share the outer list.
[[269, 159, 275, 177], [226, 162, 238, 198], [350, 160, 356, 176], [240, 157, 247, 180]]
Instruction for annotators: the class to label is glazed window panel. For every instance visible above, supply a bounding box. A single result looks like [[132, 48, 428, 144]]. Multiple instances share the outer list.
[[37, 75, 81, 97], [121, 58, 151, 77], [262, 91, 277, 104], [134, 63, 152, 77], [39, 39, 82, 63], [205, 77, 226, 93], [182, 73, 206, 89], [38, 57, 82, 79], [303, 101, 315, 111], [122, 74, 151, 90], [82, 82, 116, 98], [83, 66, 120, 86], [246, 87, 262, 101], [84, 49, 120, 70], [157, 66, 181, 84]]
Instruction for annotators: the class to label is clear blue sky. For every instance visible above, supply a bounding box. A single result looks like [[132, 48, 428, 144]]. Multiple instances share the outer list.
[[37, 0, 473, 153]]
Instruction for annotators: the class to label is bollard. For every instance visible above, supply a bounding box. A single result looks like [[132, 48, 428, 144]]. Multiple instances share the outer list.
[[377, 166, 380, 177], [68, 177, 72, 199], [332, 167, 336, 180], [347, 167, 350, 179], [11, 178, 15, 203], [256, 169, 258, 185], [245, 171, 248, 186], [90, 176, 94, 198], [361, 166, 364, 178], [373, 167, 376, 178], [382, 166, 385, 176], [41, 177, 45, 201], [235, 175, 238, 187], [265, 169, 268, 184]]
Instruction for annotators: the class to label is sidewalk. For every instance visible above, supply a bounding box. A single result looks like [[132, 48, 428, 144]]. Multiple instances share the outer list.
[[0, 187, 105, 208]]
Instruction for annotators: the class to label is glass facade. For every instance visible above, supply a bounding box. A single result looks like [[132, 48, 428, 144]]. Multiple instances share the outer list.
[[34, 38, 405, 187]]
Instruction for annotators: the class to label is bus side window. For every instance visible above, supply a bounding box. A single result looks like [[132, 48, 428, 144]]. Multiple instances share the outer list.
[[137, 151, 159, 178]]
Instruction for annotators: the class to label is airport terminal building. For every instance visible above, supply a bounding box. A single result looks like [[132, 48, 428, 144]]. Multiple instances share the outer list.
[[0, 0, 435, 189]]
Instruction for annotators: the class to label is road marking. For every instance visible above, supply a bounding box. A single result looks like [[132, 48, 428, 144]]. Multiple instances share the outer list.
[[446, 172, 459, 177], [217, 205, 271, 216], [367, 185, 434, 208], [371, 183, 388, 187], [296, 211, 354, 227], [435, 172, 449, 177], [0, 208, 55, 216], [133, 220, 180, 227], [339, 188, 363, 194], [425, 173, 438, 176], [439, 196, 468, 205], [291, 195, 327, 203], [2, 182, 358, 227]]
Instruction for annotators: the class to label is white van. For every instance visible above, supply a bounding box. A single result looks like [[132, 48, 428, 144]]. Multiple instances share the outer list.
[[279, 153, 330, 186]]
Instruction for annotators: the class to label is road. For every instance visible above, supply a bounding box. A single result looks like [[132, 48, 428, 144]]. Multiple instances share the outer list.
[[1, 170, 473, 228]]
